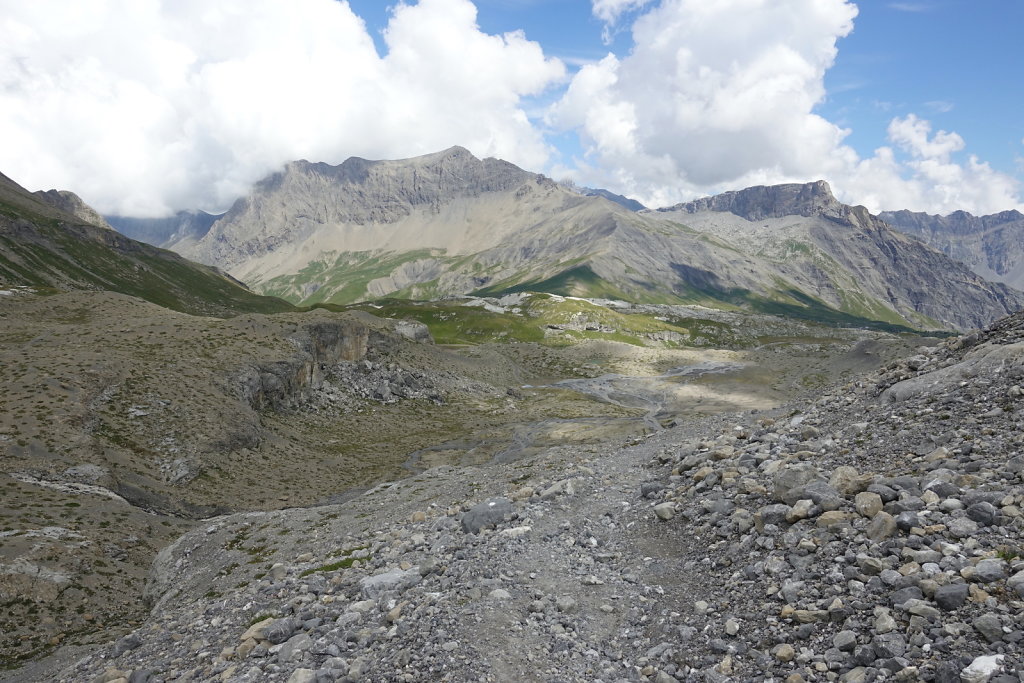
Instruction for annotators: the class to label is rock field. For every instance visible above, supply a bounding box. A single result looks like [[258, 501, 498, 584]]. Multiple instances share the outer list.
[[9, 309, 1024, 682]]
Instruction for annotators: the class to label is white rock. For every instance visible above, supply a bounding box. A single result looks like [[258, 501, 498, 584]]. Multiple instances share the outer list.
[[653, 502, 675, 520], [961, 654, 1004, 683]]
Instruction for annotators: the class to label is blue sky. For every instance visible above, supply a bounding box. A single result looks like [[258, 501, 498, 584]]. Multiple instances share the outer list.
[[0, 0, 1020, 216], [818, 1, 1023, 177], [357, 0, 1024, 191]]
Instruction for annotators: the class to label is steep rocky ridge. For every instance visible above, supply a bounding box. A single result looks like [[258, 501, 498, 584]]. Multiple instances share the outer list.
[[881, 209, 1024, 291], [182, 146, 540, 275], [169, 151, 1022, 331], [652, 182, 1024, 332], [32, 189, 113, 229], [656, 180, 847, 222], [17, 304, 1024, 683]]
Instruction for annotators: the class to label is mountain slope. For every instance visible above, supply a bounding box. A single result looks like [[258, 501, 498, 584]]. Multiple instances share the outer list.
[[177, 150, 1022, 331], [652, 182, 1024, 331], [0, 172, 293, 317], [106, 210, 223, 253], [880, 208, 1024, 291]]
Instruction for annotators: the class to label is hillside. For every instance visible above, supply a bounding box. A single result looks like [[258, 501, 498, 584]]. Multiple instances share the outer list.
[[881, 209, 1024, 291], [0, 172, 293, 317], [170, 150, 1022, 331], [0, 286, 910, 672]]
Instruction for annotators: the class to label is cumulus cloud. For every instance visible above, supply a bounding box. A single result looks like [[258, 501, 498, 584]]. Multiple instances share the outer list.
[[555, 0, 1022, 215], [0, 0, 565, 216], [591, 0, 654, 42], [840, 116, 1023, 214], [2, 0, 1018, 218]]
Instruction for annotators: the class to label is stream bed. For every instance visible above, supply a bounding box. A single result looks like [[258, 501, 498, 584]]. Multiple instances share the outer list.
[[402, 360, 746, 472]]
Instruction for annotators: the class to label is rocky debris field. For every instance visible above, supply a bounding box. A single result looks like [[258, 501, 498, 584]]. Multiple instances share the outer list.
[[10, 309, 1023, 682]]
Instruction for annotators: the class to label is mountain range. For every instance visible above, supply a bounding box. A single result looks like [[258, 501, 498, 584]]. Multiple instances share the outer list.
[[4, 147, 1022, 332], [111, 146, 1022, 332], [879, 208, 1024, 291], [5, 147, 1024, 679]]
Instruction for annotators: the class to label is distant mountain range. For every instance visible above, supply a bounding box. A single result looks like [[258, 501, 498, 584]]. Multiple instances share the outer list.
[[106, 210, 224, 254], [581, 187, 646, 211], [879, 209, 1024, 291], [5, 147, 1022, 331], [126, 146, 1015, 331]]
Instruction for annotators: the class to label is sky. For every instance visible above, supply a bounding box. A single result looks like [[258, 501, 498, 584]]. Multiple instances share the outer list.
[[0, 0, 1021, 217]]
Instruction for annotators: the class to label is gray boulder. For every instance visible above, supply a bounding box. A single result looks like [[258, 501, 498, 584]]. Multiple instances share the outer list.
[[461, 497, 513, 534]]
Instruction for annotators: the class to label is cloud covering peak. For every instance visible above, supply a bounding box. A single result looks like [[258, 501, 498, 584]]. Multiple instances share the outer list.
[[0, 0, 1019, 216], [0, 0, 564, 216]]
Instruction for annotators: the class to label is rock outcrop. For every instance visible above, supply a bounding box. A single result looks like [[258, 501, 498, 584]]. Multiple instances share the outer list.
[[236, 319, 371, 412], [32, 189, 113, 229]]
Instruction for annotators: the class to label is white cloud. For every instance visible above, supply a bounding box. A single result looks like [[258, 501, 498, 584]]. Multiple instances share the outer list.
[[1, 0, 1018, 219], [840, 116, 1023, 214], [591, 0, 654, 42], [0, 0, 565, 216], [924, 100, 954, 113], [550, 0, 1022, 215], [592, 0, 654, 24]]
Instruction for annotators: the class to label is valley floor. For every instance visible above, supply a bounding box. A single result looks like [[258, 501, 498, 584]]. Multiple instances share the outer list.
[[10, 308, 1024, 681], [11, 290, 1024, 682]]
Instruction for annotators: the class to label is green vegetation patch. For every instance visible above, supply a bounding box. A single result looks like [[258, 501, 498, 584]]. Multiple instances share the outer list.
[[299, 545, 371, 577], [257, 249, 452, 306]]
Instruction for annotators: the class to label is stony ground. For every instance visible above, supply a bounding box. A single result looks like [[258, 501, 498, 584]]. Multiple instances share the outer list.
[[6, 310, 1023, 682], [2, 288, 907, 669]]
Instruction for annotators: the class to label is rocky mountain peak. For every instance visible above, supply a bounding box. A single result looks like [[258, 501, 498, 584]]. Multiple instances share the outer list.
[[659, 181, 851, 222], [32, 189, 112, 229], [245, 146, 538, 211], [658, 180, 852, 222]]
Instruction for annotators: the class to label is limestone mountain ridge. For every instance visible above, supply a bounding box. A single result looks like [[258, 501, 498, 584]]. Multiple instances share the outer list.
[[162, 150, 1024, 331]]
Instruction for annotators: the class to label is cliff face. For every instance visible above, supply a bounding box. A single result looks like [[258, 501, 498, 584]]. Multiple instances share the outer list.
[[880, 208, 1024, 291], [33, 189, 113, 229], [658, 180, 846, 221], [236, 319, 371, 412], [183, 146, 541, 272]]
